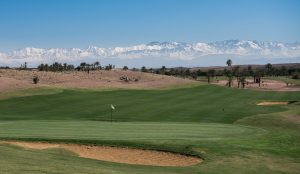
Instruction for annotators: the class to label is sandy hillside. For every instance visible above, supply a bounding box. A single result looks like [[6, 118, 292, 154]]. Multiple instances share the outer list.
[[0, 69, 197, 91]]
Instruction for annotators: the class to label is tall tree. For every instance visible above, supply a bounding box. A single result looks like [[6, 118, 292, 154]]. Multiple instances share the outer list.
[[226, 59, 232, 67], [80, 62, 86, 71], [63, 63, 67, 71], [141, 66, 147, 72], [123, 66, 128, 70], [226, 59, 233, 87], [94, 61, 100, 70], [160, 66, 166, 74], [265, 63, 273, 76]]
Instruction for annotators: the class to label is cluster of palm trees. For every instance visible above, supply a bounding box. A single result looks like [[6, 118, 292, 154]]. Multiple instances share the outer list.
[[78, 61, 100, 71], [37, 61, 114, 72], [139, 60, 299, 86], [38, 62, 74, 72], [224, 59, 247, 88], [212, 59, 299, 87], [19, 62, 28, 70]]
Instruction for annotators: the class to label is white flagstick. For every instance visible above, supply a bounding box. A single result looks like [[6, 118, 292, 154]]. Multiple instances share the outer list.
[[111, 104, 115, 110], [110, 104, 115, 123]]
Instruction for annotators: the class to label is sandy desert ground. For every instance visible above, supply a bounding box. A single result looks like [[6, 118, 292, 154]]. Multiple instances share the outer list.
[[0, 69, 197, 91]]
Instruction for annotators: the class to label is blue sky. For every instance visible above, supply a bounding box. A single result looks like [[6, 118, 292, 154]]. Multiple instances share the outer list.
[[0, 0, 299, 51]]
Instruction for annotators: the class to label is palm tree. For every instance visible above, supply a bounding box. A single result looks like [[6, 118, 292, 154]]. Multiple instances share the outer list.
[[160, 66, 166, 74], [123, 66, 128, 70], [247, 65, 254, 77], [226, 59, 232, 67], [38, 64, 44, 71], [207, 69, 215, 83], [63, 63, 67, 71], [44, 64, 49, 71], [22, 62, 27, 69], [265, 63, 272, 76], [94, 61, 100, 70], [233, 66, 240, 77], [80, 62, 86, 71], [141, 66, 147, 72], [226, 59, 233, 87]]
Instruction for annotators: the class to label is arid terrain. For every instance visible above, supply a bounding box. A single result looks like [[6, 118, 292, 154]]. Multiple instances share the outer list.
[[213, 79, 300, 91], [0, 69, 196, 91]]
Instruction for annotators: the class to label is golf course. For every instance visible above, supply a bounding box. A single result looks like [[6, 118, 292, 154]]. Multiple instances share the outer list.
[[0, 82, 299, 174], [1, 0, 300, 173]]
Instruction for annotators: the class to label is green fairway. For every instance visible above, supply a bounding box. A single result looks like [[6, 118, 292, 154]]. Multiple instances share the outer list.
[[0, 85, 298, 123], [0, 84, 299, 174]]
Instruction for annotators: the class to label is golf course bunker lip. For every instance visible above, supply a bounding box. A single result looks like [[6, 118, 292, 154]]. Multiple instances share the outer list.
[[0, 141, 202, 167], [256, 101, 289, 106]]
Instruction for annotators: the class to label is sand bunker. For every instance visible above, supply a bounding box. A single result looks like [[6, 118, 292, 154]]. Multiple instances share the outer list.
[[0, 141, 202, 167], [256, 102, 289, 106]]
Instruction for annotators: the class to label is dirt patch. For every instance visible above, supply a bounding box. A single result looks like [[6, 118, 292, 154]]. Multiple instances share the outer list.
[[256, 102, 289, 106], [0, 69, 197, 92], [0, 141, 202, 167], [213, 79, 300, 91]]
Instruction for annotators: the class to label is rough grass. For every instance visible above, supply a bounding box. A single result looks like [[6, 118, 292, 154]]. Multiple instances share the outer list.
[[0, 85, 299, 174], [0, 87, 63, 100]]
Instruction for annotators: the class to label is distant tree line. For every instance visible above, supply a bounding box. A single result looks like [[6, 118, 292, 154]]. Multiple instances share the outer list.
[[1, 60, 299, 81], [0, 66, 10, 69], [137, 62, 300, 83], [36, 61, 115, 73], [38, 62, 74, 72]]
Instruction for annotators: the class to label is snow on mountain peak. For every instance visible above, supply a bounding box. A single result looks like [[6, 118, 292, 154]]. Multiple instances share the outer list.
[[1, 40, 300, 66]]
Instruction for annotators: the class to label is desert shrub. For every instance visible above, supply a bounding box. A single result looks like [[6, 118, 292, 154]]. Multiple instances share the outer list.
[[33, 76, 39, 84], [123, 66, 128, 70]]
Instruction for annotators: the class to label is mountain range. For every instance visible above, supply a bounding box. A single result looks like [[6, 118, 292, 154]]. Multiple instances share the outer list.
[[1, 40, 300, 67]]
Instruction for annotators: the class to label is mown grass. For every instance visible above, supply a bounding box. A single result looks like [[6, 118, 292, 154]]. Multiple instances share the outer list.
[[0, 85, 298, 123], [0, 85, 299, 174]]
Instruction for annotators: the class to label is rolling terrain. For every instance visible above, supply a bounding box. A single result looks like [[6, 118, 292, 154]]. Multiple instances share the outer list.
[[0, 82, 299, 174]]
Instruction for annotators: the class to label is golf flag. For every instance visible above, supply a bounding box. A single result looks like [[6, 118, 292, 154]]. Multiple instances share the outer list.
[[110, 104, 115, 110]]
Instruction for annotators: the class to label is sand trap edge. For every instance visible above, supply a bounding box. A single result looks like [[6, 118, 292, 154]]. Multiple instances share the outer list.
[[0, 141, 202, 167]]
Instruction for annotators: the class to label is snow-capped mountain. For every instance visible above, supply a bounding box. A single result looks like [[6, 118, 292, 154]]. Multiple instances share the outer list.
[[1, 40, 300, 67]]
